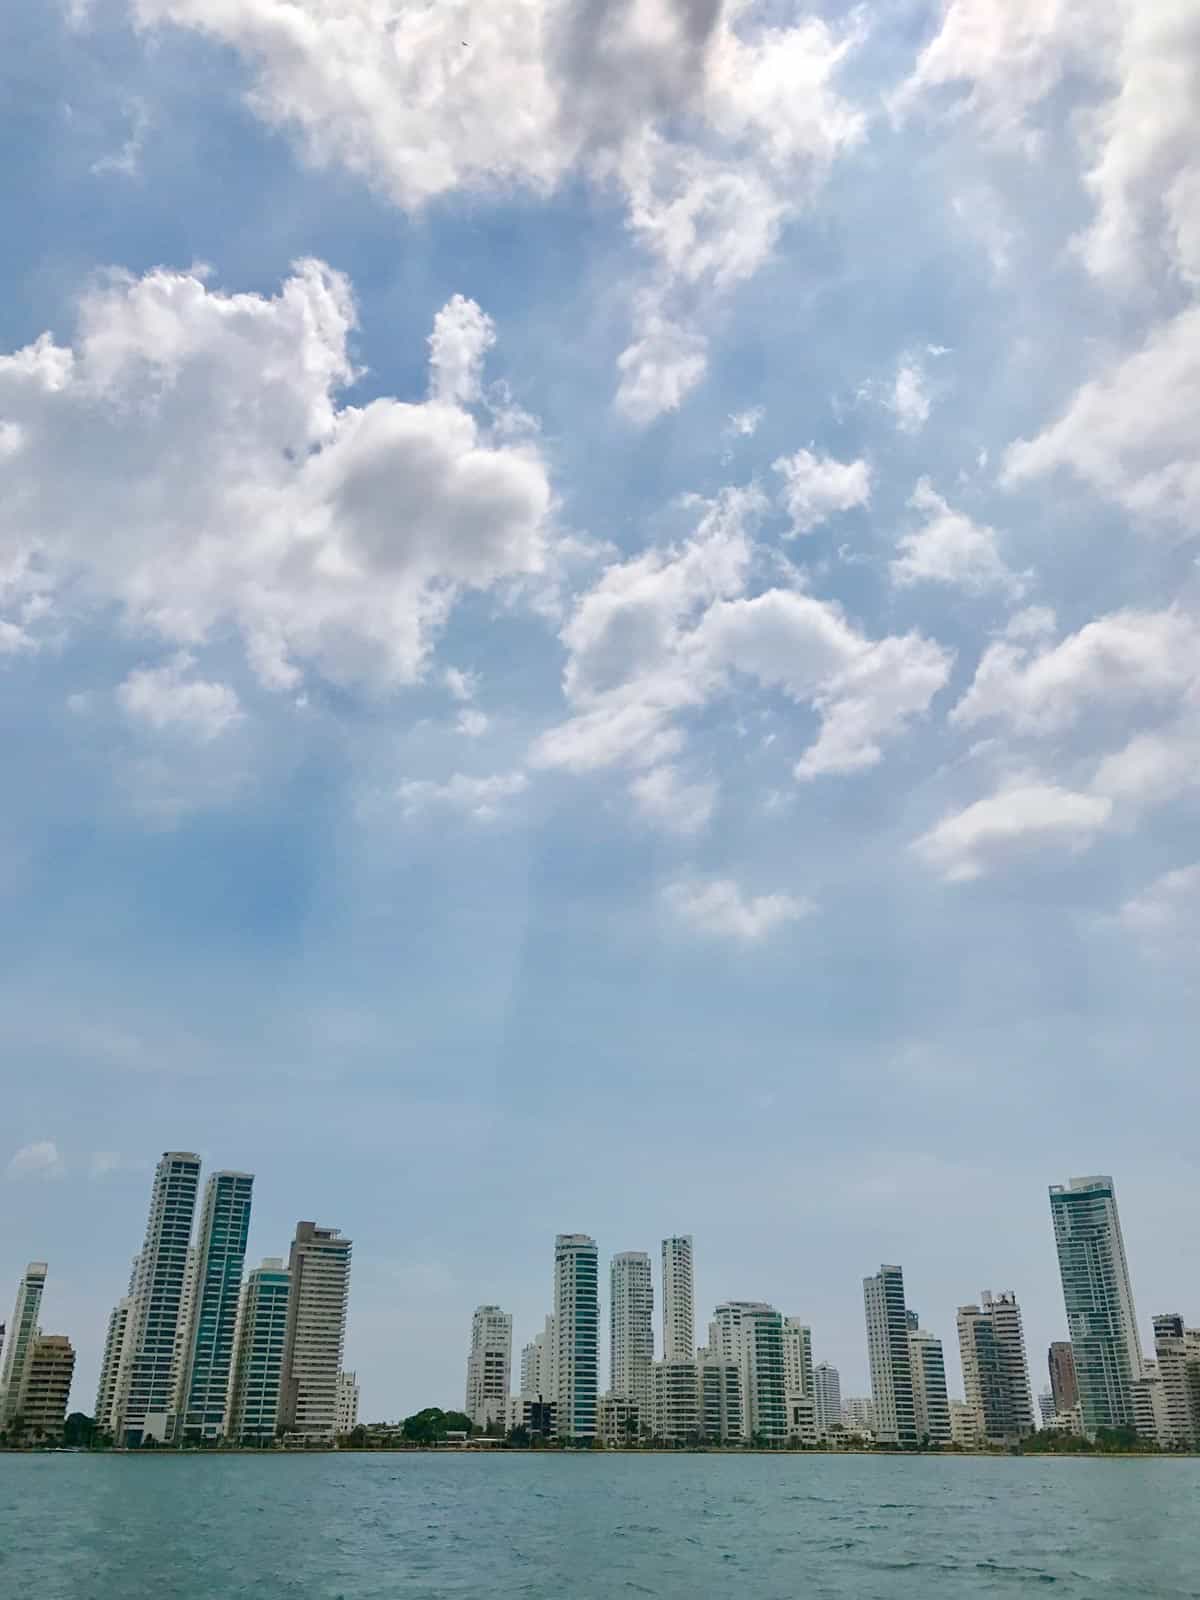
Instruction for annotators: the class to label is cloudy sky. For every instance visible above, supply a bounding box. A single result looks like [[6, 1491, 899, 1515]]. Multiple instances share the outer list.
[[3, 0, 1198, 1420]]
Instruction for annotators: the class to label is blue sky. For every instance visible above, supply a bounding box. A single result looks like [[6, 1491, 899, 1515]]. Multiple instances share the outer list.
[[3, 0, 1199, 1419]]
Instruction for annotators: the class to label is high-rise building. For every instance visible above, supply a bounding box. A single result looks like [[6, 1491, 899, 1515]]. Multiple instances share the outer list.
[[520, 1314, 556, 1400], [1152, 1314, 1200, 1450], [1037, 1390, 1057, 1427], [949, 1397, 981, 1448], [0, 1262, 48, 1425], [228, 1258, 290, 1444], [1048, 1341, 1078, 1416], [661, 1236, 694, 1362], [1050, 1176, 1144, 1434], [697, 1351, 743, 1442], [177, 1171, 254, 1440], [863, 1265, 917, 1445], [782, 1318, 814, 1399], [813, 1361, 842, 1437], [336, 1371, 360, 1434], [651, 1359, 701, 1442], [278, 1222, 353, 1442], [554, 1234, 599, 1441], [465, 1305, 512, 1430], [710, 1301, 786, 1443], [95, 1296, 134, 1438], [957, 1291, 1034, 1445], [1130, 1360, 1170, 1447], [116, 1152, 202, 1444], [610, 1252, 654, 1420], [17, 1335, 75, 1441], [908, 1326, 952, 1444], [843, 1395, 877, 1434]]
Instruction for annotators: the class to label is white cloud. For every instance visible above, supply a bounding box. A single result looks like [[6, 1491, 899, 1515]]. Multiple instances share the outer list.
[[90, 98, 151, 179], [455, 708, 489, 739], [1004, 306, 1200, 532], [891, 478, 1026, 596], [444, 667, 478, 703], [118, 653, 243, 740], [0, 263, 554, 692], [6, 1140, 65, 1180], [132, 0, 865, 421], [896, 0, 1200, 288], [1091, 718, 1200, 812], [532, 485, 952, 788], [773, 448, 871, 536], [664, 876, 813, 941], [890, 361, 932, 434], [397, 771, 528, 822], [913, 782, 1113, 881], [952, 608, 1198, 736], [1119, 863, 1200, 941], [428, 294, 496, 407], [629, 763, 716, 836], [725, 406, 764, 439]]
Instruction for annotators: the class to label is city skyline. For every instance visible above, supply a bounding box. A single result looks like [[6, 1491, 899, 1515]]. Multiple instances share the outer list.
[[7, 1161, 1197, 1446]]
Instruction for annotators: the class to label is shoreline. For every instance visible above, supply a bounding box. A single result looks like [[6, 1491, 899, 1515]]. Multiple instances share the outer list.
[[6, 1446, 1197, 1461]]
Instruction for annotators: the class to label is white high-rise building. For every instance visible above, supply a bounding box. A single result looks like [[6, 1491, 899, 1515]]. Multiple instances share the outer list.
[[336, 1370, 360, 1434], [610, 1252, 654, 1420], [661, 1237, 694, 1362], [228, 1258, 291, 1444], [1153, 1315, 1200, 1449], [908, 1323, 952, 1444], [863, 1265, 917, 1445], [843, 1395, 876, 1434], [278, 1221, 353, 1442], [957, 1291, 1035, 1445], [116, 1152, 202, 1444], [520, 1315, 556, 1399], [782, 1319, 814, 1398], [554, 1235, 599, 1440], [1050, 1176, 1143, 1435], [465, 1305, 512, 1430], [813, 1361, 842, 1437], [710, 1301, 787, 1443], [0, 1262, 48, 1425]]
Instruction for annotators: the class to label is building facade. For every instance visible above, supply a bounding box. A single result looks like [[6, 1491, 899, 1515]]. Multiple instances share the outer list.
[[1048, 1340, 1078, 1416], [278, 1222, 353, 1442], [782, 1319, 814, 1400], [651, 1358, 701, 1442], [661, 1237, 695, 1362], [597, 1393, 640, 1446], [117, 1152, 202, 1444], [813, 1362, 842, 1437], [336, 1371, 360, 1434], [0, 1262, 48, 1425], [949, 1397, 981, 1448], [177, 1171, 254, 1440], [18, 1335, 75, 1441], [228, 1258, 291, 1444], [697, 1354, 743, 1443], [610, 1252, 654, 1421], [863, 1265, 917, 1445], [1152, 1314, 1200, 1450], [1050, 1176, 1143, 1434], [908, 1325, 952, 1445], [957, 1291, 1034, 1445], [554, 1234, 599, 1441], [465, 1305, 512, 1430], [95, 1296, 134, 1438]]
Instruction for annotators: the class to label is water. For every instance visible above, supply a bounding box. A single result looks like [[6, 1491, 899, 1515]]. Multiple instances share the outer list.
[[3, 1452, 1198, 1598]]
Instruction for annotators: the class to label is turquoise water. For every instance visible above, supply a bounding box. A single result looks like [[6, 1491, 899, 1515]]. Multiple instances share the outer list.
[[3, 1453, 1198, 1597]]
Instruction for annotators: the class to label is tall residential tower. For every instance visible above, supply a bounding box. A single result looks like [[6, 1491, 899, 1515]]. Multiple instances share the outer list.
[[863, 1265, 917, 1445], [957, 1291, 1034, 1445], [610, 1252, 654, 1418], [661, 1237, 694, 1362], [0, 1262, 48, 1425], [465, 1305, 512, 1430], [554, 1234, 599, 1441], [278, 1222, 353, 1442], [177, 1171, 254, 1440]]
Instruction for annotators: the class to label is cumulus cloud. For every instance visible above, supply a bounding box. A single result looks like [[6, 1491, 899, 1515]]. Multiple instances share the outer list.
[[6, 1140, 65, 1180], [892, 478, 1026, 596], [531, 486, 952, 789], [397, 771, 528, 822], [118, 654, 243, 740], [629, 763, 716, 836], [913, 782, 1113, 881], [896, 0, 1200, 288], [1004, 306, 1200, 532], [0, 262, 554, 693], [889, 360, 932, 434], [664, 876, 813, 940], [131, 0, 865, 421], [773, 448, 871, 535]]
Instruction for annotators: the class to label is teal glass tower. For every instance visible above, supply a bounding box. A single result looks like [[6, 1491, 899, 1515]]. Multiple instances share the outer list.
[[228, 1259, 291, 1443], [179, 1171, 254, 1440]]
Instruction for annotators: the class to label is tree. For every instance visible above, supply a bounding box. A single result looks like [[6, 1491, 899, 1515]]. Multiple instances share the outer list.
[[63, 1413, 96, 1448], [401, 1407, 475, 1445]]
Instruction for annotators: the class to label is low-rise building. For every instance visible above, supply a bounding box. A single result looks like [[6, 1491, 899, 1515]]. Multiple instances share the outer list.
[[19, 1334, 75, 1441], [597, 1394, 640, 1446]]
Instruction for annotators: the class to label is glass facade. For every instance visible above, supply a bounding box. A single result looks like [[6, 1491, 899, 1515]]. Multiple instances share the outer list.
[[180, 1172, 255, 1440]]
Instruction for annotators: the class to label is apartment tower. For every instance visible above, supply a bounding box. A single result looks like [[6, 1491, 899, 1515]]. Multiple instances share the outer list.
[[0, 1262, 48, 1425], [278, 1222, 353, 1442], [228, 1258, 291, 1443], [465, 1305, 512, 1430], [554, 1235, 599, 1441], [863, 1265, 917, 1445], [610, 1252, 654, 1419], [661, 1236, 695, 1361], [177, 1171, 254, 1440]]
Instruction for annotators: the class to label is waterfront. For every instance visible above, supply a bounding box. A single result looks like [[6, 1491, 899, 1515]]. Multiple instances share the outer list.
[[2, 1453, 1197, 1598]]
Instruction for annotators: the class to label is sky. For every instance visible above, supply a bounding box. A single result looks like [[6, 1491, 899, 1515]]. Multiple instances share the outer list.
[[2, 0, 1198, 1423]]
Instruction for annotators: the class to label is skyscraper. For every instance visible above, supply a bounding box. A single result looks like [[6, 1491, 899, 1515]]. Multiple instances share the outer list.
[[177, 1171, 254, 1440], [228, 1258, 290, 1444], [465, 1305, 512, 1430], [278, 1222, 353, 1442], [863, 1265, 917, 1445], [782, 1318, 814, 1400], [95, 1297, 134, 1438], [907, 1325, 952, 1445], [0, 1262, 48, 1425], [116, 1152, 202, 1444], [957, 1291, 1034, 1445], [661, 1236, 694, 1361], [812, 1361, 842, 1437], [554, 1234, 599, 1441], [610, 1252, 654, 1419], [520, 1314, 556, 1399], [1048, 1340, 1078, 1416], [1152, 1314, 1200, 1450], [710, 1301, 787, 1442], [1050, 1176, 1143, 1433]]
